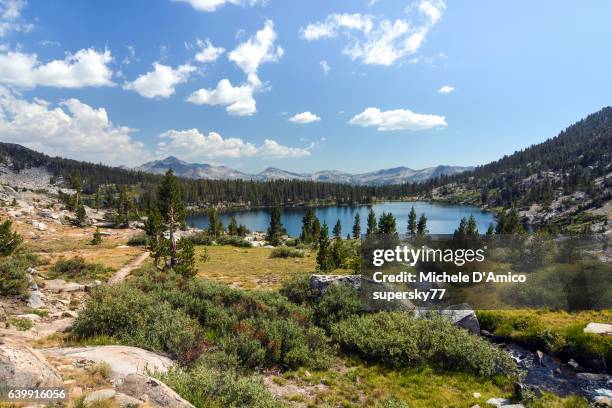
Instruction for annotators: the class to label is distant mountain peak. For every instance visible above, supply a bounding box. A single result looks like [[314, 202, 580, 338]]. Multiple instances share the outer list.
[[135, 157, 473, 185]]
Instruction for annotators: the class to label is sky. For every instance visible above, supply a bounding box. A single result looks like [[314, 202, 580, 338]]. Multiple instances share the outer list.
[[0, 0, 611, 173]]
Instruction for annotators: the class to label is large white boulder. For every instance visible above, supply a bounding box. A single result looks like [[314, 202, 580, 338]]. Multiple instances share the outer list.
[[0, 343, 63, 388]]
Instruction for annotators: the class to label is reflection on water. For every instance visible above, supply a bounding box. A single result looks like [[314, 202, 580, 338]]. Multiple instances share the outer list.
[[186, 201, 496, 237]]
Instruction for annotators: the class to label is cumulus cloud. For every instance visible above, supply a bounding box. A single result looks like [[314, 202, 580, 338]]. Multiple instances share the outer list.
[[228, 19, 283, 76], [289, 111, 320, 124], [0, 86, 148, 165], [156, 128, 311, 160], [320, 60, 330, 74], [438, 85, 454, 94], [186, 76, 259, 116], [173, 0, 263, 12], [0, 0, 32, 37], [349, 107, 447, 131], [123, 62, 195, 98], [0, 48, 114, 88], [300, 0, 445, 66], [194, 39, 225, 63]]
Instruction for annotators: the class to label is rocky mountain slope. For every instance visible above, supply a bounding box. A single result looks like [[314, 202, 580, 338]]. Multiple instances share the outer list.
[[136, 156, 473, 185]]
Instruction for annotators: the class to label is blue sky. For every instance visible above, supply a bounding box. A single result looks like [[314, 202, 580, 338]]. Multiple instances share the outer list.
[[0, 0, 610, 173]]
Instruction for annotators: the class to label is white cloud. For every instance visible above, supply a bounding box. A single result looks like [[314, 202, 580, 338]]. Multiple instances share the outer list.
[[349, 107, 446, 131], [123, 62, 195, 98], [300, 0, 445, 66], [194, 39, 225, 63], [438, 85, 454, 94], [0, 48, 114, 88], [0, 0, 32, 37], [289, 111, 320, 124], [0, 86, 149, 165], [320, 60, 330, 74], [173, 0, 263, 12], [157, 128, 311, 159], [186, 76, 259, 116], [228, 19, 283, 76]]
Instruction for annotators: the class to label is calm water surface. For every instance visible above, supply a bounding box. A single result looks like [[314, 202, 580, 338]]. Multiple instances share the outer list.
[[187, 201, 495, 237]]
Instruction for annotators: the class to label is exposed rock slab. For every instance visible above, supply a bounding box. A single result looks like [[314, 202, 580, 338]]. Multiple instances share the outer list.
[[116, 374, 194, 408], [0, 343, 63, 388], [584, 323, 612, 335], [44, 345, 174, 377]]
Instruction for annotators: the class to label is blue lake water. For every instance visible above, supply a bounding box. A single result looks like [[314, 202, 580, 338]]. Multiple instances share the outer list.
[[186, 201, 495, 237]]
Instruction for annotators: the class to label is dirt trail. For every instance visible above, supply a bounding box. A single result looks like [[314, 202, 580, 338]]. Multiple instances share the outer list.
[[108, 251, 150, 284]]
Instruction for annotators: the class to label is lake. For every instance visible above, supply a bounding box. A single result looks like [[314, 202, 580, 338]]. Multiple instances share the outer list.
[[186, 201, 496, 237]]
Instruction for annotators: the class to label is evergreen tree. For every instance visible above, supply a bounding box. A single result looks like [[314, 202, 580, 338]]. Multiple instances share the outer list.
[[352, 213, 361, 239], [366, 208, 377, 236], [91, 227, 102, 245], [70, 172, 82, 209], [75, 204, 87, 226], [466, 215, 479, 236], [333, 219, 342, 238], [417, 213, 428, 236], [207, 208, 223, 237], [118, 186, 132, 226], [486, 223, 495, 236], [145, 207, 166, 270], [300, 208, 317, 243], [316, 223, 333, 272], [228, 216, 239, 236], [0, 220, 22, 256], [407, 206, 417, 236], [266, 204, 285, 246], [175, 238, 197, 278], [377, 212, 398, 237], [157, 169, 186, 268], [236, 224, 249, 237], [495, 208, 525, 234], [312, 218, 321, 248]]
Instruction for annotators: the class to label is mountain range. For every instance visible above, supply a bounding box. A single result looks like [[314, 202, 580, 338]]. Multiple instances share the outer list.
[[135, 156, 473, 186]]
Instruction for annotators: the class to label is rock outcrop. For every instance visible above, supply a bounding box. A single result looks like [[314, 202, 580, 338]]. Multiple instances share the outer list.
[[0, 343, 63, 388], [115, 374, 195, 408]]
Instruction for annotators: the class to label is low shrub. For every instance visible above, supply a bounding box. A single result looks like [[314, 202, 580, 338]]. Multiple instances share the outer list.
[[187, 231, 214, 246], [217, 235, 252, 248], [313, 283, 361, 330], [10, 317, 33, 331], [279, 274, 317, 305], [0, 253, 37, 296], [159, 359, 283, 408], [72, 285, 201, 363], [49, 257, 113, 281], [126, 233, 148, 246], [270, 247, 305, 258], [332, 311, 515, 377]]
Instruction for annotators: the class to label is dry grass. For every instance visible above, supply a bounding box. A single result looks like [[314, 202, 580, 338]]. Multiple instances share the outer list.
[[195, 245, 351, 290]]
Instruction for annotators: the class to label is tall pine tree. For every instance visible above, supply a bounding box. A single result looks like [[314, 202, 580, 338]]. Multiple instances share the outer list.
[[266, 204, 285, 246], [352, 213, 361, 239]]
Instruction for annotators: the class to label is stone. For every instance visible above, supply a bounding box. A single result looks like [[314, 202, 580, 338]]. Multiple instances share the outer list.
[[16, 313, 41, 321], [0, 343, 63, 388], [535, 350, 544, 367], [84, 389, 116, 404], [575, 372, 610, 382], [473, 392, 481, 398], [486, 398, 511, 407], [32, 221, 48, 231], [71, 387, 83, 398], [594, 396, 612, 407], [415, 303, 480, 335], [43, 279, 85, 293], [584, 323, 612, 335], [567, 359, 579, 369], [310, 274, 362, 293], [44, 345, 174, 377], [114, 392, 144, 407], [115, 374, 194, 408]]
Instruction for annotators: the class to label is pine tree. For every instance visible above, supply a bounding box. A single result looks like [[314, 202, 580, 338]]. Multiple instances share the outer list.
[[486, 223, 495, 236], [207, 208, 223, 237], [70, 172, 82, 210], [228, 216, 239, 236], [377, 212, 398, 237], [352, 213, 361, 239], [237, 224, 248, 237], [266, 204, 285, 246], [316, 223, 332, 272], [157, 169, 185, 268], [333, 219, 342, 238], [417, 213, 428, 236], [366, 208, 377, 236], [0, 220, 22, 256], [407, 206, 417, 236], [175, 238, 197, 278], [466, 215, 478, 236], [118, 186, 132, 227], [145, 207, 165, 270], [91, 227, 102, 245], [300, 208, 317, 243], [75, 204, 87, 226]]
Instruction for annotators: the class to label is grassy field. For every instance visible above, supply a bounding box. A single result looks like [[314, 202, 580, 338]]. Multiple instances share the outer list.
[[194, 245, 350, 290]]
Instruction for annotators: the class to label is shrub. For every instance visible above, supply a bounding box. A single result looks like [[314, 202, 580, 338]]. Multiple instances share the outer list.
[[270, 247, 305, 258], [10, 317, 33, 331], [332, 312, 515, 377], [159, 360, 283, 408], [87, 362, 112, 380], [72, 285, 201, 363], [127, 233, 148, 246], [49, 257, 113, 281], [280, 274, 317, 305], [0, 253, 37, 296], [217, 235, 252, 248], [187, 231, 214, 246], [313, 283, 361, 330], [0, 219, 22, 256]]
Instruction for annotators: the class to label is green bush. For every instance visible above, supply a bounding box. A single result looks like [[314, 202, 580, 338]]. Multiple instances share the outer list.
[[332, 312, 515, 377], [72, 285, 201, 363], [279, 274, 317, 305], [0, 253, 37, 296], [270, 247, 305, 258], [127, 233, 148, 246], [217, 235, 252, 248], [0, 219, 22, 256], [313, 283, 361, 330], [187, 231, 214, 246], [9, 317, 33, 331], [159, 359, 283, 408], [49, 257, 113, 281]]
